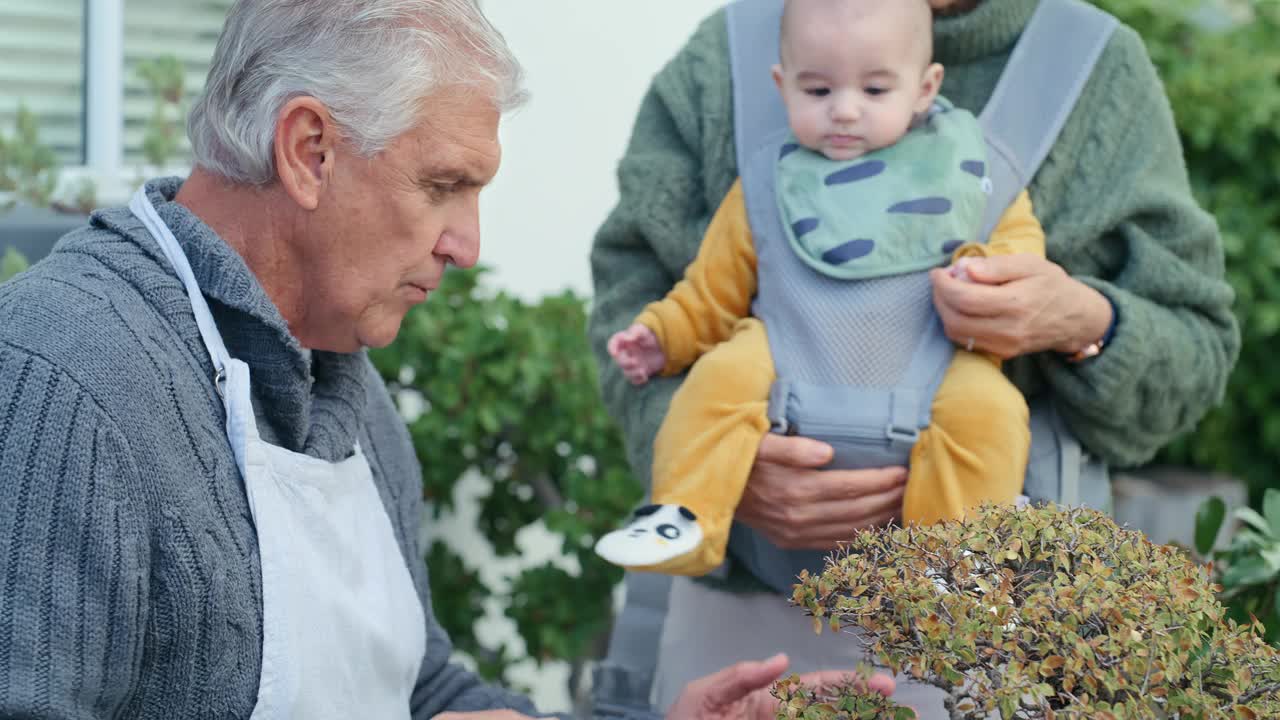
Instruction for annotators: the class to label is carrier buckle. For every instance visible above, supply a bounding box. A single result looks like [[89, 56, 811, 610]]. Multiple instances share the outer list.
[[885, 423, 920, 445]]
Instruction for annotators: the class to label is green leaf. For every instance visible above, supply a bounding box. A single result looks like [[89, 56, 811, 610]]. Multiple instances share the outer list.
[[1264, 489, 1280, 538], [1196, 496, 1227, 555], [1236, 508, 1276, 540], [1222, 556, 1280, 589]]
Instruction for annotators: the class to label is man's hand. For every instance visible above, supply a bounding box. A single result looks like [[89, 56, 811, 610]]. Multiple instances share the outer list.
[[666, 653, 897, 720], [930, 254, 1113, 360], [736, 434, 907, 549], [608, 323, 667, 385]]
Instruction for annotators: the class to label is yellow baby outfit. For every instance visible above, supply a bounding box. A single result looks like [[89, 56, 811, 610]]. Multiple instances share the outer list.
[[629, 181, 1044, 576]]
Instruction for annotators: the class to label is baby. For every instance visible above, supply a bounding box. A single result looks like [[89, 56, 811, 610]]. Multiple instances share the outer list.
[[596, 0, 1042, 576]]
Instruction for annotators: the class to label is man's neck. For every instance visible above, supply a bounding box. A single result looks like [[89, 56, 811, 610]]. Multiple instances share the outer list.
[[174, 168, 308, 339]]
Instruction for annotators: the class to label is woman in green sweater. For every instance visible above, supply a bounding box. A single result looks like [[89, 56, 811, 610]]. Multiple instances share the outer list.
[[588, 0, 1239, 715]]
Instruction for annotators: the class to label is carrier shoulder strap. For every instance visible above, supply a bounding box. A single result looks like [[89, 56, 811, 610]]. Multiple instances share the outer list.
[[977, 0, 1118, 235]]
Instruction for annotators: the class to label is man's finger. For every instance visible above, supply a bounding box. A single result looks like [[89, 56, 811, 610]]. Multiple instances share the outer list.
[[702, 653, 790, 708], [963, 253, 1041, 285], [932, 270, 1007, 318], [797, 466, 908, 503], [783, 483, 907, 529], [757, 433, 834, 469]]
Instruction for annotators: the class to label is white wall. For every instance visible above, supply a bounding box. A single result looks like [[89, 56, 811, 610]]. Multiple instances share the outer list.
[[478, 1, 728, 301], [439, 4, 729, 712]]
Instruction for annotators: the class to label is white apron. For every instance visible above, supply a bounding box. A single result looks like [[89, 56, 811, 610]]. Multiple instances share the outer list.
[[130, 187, 427, 720]]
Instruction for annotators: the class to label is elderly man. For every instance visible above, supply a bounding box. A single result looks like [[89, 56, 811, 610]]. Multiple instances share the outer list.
[[0, 1, 893, 718]]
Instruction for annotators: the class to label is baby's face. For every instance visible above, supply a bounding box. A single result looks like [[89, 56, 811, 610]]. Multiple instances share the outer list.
[[774, 0, 941, 162]]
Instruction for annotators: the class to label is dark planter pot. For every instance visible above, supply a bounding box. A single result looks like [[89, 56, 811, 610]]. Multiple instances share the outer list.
[[0, 203, 91, 264]]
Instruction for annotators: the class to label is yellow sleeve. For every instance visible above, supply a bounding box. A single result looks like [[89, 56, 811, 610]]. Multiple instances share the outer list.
[[635, 179, 758, 376], [951, 190, 1046, 260]]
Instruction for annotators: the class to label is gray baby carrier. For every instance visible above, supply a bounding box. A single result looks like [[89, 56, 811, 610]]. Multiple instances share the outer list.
[[592, 0, 1118, 714]]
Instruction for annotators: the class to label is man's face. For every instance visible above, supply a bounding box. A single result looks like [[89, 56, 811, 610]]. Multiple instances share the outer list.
[[298, 87, 501, 351]]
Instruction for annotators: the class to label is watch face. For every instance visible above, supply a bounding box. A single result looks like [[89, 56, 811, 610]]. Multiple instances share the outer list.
[[1070, 343, 1102, 363]]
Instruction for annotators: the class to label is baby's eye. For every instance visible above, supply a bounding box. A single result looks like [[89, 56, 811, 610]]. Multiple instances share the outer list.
[[865, 87, 888, 96], [804, 87, 830, 98]]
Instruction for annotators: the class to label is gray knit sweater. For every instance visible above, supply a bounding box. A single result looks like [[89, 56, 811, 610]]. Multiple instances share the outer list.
[[0, 178, 540, 718]]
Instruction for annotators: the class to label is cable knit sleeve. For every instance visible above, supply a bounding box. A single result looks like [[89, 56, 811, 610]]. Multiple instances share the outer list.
[[0, 344, 150, 719], [1028, 25, 1240, 467], [586, 9, 738, 483]]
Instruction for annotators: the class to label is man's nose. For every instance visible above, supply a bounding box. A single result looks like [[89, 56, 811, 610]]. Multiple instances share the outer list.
[[435, 202, 481, 269]]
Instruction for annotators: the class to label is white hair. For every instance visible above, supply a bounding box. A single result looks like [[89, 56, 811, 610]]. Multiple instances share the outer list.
[[188, 0, 527, 185]]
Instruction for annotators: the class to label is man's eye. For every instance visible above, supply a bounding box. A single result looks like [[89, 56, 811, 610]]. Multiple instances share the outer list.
[[804, 87, 830, 98], [429, 183, 460, 201]]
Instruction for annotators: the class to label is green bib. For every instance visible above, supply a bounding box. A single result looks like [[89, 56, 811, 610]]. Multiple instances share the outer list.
[[774, 98, 990, 280]]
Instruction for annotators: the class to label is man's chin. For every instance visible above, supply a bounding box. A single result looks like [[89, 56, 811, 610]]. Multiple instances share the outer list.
[[356, 317, 408, 351]]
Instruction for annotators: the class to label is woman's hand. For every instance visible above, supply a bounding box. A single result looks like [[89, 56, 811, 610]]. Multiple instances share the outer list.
[[666, 653, 897, 720], [735, 434, 907, 550], [930, 254, 1113, 360]]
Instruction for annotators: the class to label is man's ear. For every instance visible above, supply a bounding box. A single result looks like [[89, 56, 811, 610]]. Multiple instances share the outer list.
[[273, 96, 337, 212], [914, 62, 945, 114]]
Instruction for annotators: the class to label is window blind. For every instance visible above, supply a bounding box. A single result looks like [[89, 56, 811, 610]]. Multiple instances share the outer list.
[[0, 0, 85, 165], [123, 0, 232, 166]]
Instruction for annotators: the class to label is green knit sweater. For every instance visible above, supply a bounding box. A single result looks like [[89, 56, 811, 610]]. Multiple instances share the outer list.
[[588, 0, 1239, 504]]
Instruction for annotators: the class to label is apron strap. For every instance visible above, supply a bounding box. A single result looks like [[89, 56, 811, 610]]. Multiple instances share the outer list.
[[128, 186, 235, 380], [128, 185, 261, 470]]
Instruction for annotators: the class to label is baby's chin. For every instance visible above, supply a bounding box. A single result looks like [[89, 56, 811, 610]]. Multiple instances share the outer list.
[[819, 145, 869, 162]]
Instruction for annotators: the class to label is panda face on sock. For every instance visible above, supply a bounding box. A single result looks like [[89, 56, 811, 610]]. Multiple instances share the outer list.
[[594, 503, 704, 568], [628, 504, 698, 541]]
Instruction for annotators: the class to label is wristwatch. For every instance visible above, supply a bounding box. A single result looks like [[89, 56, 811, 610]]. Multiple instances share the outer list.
[[1066, 295, 1118, 364]]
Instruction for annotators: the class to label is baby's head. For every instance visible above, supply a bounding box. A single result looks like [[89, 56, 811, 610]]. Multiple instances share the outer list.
[[773, 0, 944, 161]]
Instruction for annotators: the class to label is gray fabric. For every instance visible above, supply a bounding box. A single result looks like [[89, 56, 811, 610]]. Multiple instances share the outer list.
[[0, 178, 540, 719], [978, 0, 1119, 237]]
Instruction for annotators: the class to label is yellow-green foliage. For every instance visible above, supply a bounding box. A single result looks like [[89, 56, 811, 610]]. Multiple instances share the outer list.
[[1, 247, 28, 283], [788, 505, 1280, 719]]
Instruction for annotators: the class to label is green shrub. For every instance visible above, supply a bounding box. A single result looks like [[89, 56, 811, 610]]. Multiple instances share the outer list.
[[369, 267, 643, 688], [1, 247, 28, 283], [0, 105, 59, 208], [1196, 489, 1280, 643], [1092, 0, 1280, 501], [790, 504, 1280, 719]]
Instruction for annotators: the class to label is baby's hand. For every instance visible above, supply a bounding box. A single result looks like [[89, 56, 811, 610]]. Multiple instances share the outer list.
[[949, 257, 975, 283], [607, 324, 666, 385]]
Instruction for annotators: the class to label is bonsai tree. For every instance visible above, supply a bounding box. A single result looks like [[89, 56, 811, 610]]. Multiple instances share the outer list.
[[780, 505, 1280, 719]]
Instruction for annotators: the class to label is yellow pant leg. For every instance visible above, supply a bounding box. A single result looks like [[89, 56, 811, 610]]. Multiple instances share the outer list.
[[643, 317, 775, 576], [904, 349, 1030, 526]]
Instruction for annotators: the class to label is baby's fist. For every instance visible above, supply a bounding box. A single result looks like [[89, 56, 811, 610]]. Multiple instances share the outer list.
[[607, 324, 666, 385]]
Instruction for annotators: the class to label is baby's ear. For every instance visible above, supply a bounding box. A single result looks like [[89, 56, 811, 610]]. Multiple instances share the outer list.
[[914, 62, 945, 114]]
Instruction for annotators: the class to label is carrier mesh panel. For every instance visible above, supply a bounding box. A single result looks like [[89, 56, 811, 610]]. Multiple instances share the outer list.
[[754, 265, 936, 388]]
